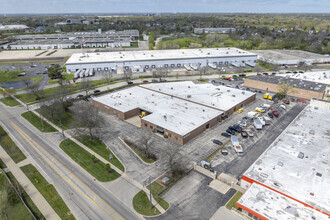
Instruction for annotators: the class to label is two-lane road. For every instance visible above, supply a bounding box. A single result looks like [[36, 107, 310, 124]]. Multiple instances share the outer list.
[[0, 104, 140, 220]]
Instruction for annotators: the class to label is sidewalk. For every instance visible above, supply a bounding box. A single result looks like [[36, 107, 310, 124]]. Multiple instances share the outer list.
[[0, 145, 60, 220]]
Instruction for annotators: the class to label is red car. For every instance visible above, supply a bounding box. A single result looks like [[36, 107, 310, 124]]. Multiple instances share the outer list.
[[30, 64, 37, 68], [227, 78, 232, 81], [297, 99, 307, 103], [283, 99, 290, 104], [272, 110, 279, 117], [142, 80, 149, 83]]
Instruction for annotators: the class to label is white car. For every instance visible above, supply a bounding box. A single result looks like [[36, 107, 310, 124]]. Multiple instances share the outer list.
[[280, 105, 286, 110]]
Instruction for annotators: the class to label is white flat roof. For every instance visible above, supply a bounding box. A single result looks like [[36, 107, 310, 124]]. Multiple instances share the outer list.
[[66, 47, 256, 64], [93, 86, 223, 136], [243, 105, 330, 215], [285, 71, 330, 85], [238, 183, 328, 220], [141, 81, 255, 112]]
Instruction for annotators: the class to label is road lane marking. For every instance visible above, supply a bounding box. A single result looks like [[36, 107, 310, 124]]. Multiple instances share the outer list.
[[10, 121, 124, 220]]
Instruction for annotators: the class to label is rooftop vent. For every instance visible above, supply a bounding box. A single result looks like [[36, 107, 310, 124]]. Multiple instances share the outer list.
[[187, 95, 192, 98], [298, 152, 304, 159], [151, 54, 154, 57], [242, 91, 245, 94], [277, 161, 284, 166], [227, 90, 230, 92], [316, 172, 322, 177], [171, 87, 173, 90], [232, 95, 236, 97]]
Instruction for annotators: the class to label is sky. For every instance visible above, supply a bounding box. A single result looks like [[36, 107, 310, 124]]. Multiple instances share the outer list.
[[0, 0, 330, 14]]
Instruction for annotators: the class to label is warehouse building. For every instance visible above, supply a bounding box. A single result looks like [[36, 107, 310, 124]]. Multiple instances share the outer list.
[[65, 47, 257, 73], [238, 102, 330, 219], [5, 29, 138, 50], [250, 49, 330, 66], [244, 75, 328, 100], [194, 28, 236, 34], [92, 81, 255, 144]]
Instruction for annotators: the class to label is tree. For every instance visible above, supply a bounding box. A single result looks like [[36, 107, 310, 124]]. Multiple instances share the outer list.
[[103, 71, 113, 86], [269, 64, 279, 73], [123, 69, 132, 82], [298, 62, 311, 72], [79, 79, 93, 96], [198, 66, 209, 79], [152, 68, 168, 81], [71, 102, 104, 141], [162, 145, 183, 176], [47, 64, 62, 79], [277, 82, 295, 99], [138, 135, 154, 158], [0, 189, 9, 220], [26, 81, 44, 101], [254, 65, 262, 74]]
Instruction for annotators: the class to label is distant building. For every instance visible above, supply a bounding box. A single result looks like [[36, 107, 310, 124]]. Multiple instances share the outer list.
[[238, 102, 330, 219], [65, 47, 257, 73], [55, 18, 95, 26], [5, 29, 139, 50], [0, 24, 29, 31], [194, 28, 236, 34], [244, 75, 328, 100]]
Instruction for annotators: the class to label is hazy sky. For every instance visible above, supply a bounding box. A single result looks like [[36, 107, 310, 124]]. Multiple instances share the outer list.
[[1, 0, 329, 14]]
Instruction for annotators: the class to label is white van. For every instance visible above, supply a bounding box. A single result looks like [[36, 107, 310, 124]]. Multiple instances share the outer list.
[[280, 105, 286, 110]]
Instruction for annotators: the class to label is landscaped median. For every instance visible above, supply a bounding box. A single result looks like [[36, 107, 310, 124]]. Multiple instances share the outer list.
[[225, 191, 243, 210], [147, 181, 170, 211], [20, 164, 75, 220], [21, 111, 57, 132], [120, 138, 157, 164], [75, 135, 125, 172], [133, 190, 161, 216], [0, 125, 26, 163], [59, 139, 121, 182]]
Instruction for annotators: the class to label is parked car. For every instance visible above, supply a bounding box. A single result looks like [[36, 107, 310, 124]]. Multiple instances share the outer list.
[[299, 71, 304, 73], [286, 71, 292, 74], [272, 110, 279, 117], [297, 99, 307, 103], [226, 78, 232, 81], [255, 107, 265, 113], [241, 131, 248, 138], [272, 72, 276, 75], [127, 81, 134, 84], [283, 99, 290, 104], [257, 73, 261, 76], [142, 80, 149, 83], [160, 79, 167, 82], [17, 72, 26, 77], [76, 94, 83, 98], [239, 74, 246, 77], [93, 89, 101, 93], [268, 112, 274, 118], [221, 148, 228, 156], [226, 84, 233, 88], [233, 75, 238, 78], [293, 71, 298, 74], [83, 97, 89, 102], [221, 132, 231, 137], [262, 72, 269, 75], [236, 108, 243, 114], [152, 79, 158, 83], [232, 124, 243, 132], [226, 129, 235, 135], [36, 72, 42, 74], [30, 64, 37, 68], [213, 139, 223, 145]]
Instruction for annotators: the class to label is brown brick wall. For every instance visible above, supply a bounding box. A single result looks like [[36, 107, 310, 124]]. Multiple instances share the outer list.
[[244, 78, 324, 100]]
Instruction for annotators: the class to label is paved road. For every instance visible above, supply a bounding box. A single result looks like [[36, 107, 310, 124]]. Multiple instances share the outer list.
[[0, 104, 140, 220]]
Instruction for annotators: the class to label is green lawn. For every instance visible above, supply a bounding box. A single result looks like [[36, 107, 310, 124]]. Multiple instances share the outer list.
[[0, 173, 35, 220], [0, 96, 21, 106], [0, 70, 25, 82], [37, 109, 73, 130], [21, 164, 75, 220], [21, 111, 57, 132], [0, 125, 26, 163], [147, 182, 169, 210], [35, 50, 48, 56], [0, 158, 6, 168], [197, 78, 208, 82], [133, 190, 160, 216], [75, 135, 125, 172], [48, 73, 75, 85], [6, 172, 45, 220], [122, 139, 157, 164], [59, 139, 120, 182], [226, 191, 243, 210]]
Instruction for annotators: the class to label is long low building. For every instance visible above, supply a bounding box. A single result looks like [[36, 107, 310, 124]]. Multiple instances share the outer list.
[[244, 75, 328, 100], [65, 47, 257, 73], [92, 81, 255, 144], [238, 101, 330, 219]]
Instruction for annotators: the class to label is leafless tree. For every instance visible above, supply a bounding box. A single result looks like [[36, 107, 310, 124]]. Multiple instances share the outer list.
[[254, 65, 262, 74], [71, 102, 104, 141], [27, 82, 44, 101], [218, 67, 226, 78], [103, 71, 113, 86], [298, 62, 311, 72], [198, 66, 209, 79], [79, 78, 93, 96], [152, 68, 168, 81], [269, 64, 280, 73], [123, 69, 133, 82], [138, 134, 154, 157], [162, 145, 183, 176]]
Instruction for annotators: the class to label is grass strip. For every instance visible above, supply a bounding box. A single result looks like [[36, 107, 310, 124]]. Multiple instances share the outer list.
[[0, 125, 26, 163], [76, 135, 125, 172], [0, 96, 21, 106], [133, 190, 160, 216], [21, 111, 57, 132], [147, 182, 169, 210], [21, 164, 75, 220], [226, 191, 243, 210], [59, 139, 120, 182]]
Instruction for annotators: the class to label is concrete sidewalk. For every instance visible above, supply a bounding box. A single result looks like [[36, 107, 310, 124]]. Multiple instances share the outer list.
[[0, 145, 60, 220]]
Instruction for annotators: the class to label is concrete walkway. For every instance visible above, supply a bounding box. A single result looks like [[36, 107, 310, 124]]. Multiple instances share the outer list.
[[0, 145, 61, 220]]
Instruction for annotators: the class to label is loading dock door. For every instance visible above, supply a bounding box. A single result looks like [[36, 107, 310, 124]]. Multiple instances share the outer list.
[[156, 126, 164, 134]]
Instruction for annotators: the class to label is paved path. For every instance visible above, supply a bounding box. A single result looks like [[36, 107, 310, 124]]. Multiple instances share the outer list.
[[0, 145, 61, 220]]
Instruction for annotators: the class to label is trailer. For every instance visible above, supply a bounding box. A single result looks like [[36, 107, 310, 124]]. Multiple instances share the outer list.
[[208, 63, 217, 69], [234, 145, 244, 156], [231, 135, 239, 146], [79, 69, 85, 78], [184, 64, 191, 71], [263, 116, 272, 125], [190, 64, 199, 70], [74, 69, 81, 78], [84, 69, 89, 77], [89, 69, 94, 76]]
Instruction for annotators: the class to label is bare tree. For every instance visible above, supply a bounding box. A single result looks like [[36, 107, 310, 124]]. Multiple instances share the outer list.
[[103, 71, 113, 87], [123, 69, 133, 82], [79, 78, 93, 96], [269, 64, 279, 73], [198, 66, 209, 79], [138, 134, 154, 158], [153, 68, 168, 81], [277, 82, 296, 99], [71, 102, 104, 141], [298, 62, 311, 72], [26, 82, 44, 101], [162, 145, 183, 176], [254, 65, 262, 74]]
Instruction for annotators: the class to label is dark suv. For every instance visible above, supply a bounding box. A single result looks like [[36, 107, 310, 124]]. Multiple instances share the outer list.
[[226, 129, 235, 135]]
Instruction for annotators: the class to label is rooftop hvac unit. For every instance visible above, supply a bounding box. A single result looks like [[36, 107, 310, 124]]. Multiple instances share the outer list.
[[242, 91, 245, 94], [187, 95, 192, 98], [171, 87, 173, 90], [227, 90, 230, 92], [188, 86, 190, 88], [232, 95, 236, 97], [203, 109, 205, 112], [151, 54, 154, 57]]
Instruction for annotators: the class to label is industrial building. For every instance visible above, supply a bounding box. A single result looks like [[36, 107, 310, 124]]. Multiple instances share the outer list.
[[5, 29, 138, 50], [244, 75, 328, 100], [92, 81, 255, 144], [238, 101, 330, 219], [194, 28, 236, 34], [250, 49, 330, 66], [65, 47, 257, 73]]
